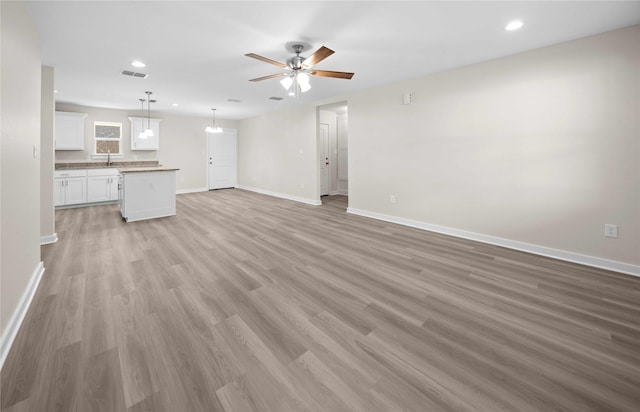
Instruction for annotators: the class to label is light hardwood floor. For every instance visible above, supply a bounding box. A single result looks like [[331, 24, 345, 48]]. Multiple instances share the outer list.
[[1, 189, 639, 411]]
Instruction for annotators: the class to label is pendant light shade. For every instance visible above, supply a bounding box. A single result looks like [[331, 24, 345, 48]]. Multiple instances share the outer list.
[[205, 108, 223, 133]]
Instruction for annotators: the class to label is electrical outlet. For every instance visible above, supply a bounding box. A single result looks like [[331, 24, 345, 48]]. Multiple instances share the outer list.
[[390, 195, 396, 204], [604, 224, 618, 238]]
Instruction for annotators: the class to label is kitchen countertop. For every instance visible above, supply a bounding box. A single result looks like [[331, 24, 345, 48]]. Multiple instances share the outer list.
[[118, 166, 180, 173], [55, 160, 159, 170]]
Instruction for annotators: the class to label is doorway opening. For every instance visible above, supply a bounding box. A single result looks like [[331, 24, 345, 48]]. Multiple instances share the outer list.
[[317, 101, 348, 209]]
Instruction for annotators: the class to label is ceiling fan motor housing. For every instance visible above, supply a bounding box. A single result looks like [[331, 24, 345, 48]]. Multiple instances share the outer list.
[[287, 44, 306, 70], [287, 56, 305, 70]]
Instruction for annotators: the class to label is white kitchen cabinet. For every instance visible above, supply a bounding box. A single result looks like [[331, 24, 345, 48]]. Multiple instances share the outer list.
[[55, 111, 87, 150], [120, 169, 177, 222], [54, 170, 87, 206], [87, 168, 119, 203], [129, 116, 160, 150]]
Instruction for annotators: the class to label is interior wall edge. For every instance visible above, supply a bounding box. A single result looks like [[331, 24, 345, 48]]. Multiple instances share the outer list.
[[0, 262, 45, 371], [347, 207, 640, 278]]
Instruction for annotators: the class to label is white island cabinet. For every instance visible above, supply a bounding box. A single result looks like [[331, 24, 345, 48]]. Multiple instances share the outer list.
[[118, 167, 179, 222]]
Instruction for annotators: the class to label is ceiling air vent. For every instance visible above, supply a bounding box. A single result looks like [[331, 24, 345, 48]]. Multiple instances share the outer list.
[[227, 99, 242, 103], [121, 70, 149, 79], [269, 96, 283, 101]]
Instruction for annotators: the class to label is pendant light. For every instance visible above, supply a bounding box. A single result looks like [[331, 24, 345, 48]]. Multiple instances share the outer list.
[[144, 91, 155, 137], [205, 108, 223, 133], [137, 98, 147, 140]]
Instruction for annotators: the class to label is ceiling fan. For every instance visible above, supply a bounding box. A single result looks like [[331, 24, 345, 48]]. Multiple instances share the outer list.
[[245, 44, 354, 95]]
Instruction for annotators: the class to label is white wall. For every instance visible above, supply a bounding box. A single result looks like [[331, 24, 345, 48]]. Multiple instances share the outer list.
[[41, 66, 55, 243], [348, 25, 640, 267], [237, 26, 639, 271], [54, 104, 238, 192], [237, 105, 318, 204], [1, 1, 43, 340]]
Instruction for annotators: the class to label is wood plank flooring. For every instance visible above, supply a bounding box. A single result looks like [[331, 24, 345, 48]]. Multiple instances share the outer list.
[[1, 189, 639, 411]]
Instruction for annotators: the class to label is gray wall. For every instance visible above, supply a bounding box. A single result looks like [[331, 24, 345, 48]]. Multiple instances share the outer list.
[[41, 66, 55, 242], [1, 1, 43, 340], [238, 26, 640, 268]]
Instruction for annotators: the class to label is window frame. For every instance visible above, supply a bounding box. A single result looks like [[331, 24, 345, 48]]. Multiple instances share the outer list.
[[93, 121, 123, 155]]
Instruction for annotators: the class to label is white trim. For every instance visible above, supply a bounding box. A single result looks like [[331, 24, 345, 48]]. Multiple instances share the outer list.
[[0, 262, 45, 370], [237, 185, 321, 206], [347, 208, 640, 278], [176, 187, 208, 195], [40, 233, 58, 245]]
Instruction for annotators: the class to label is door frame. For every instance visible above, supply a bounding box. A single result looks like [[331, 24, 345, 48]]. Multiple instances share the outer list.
[[206, 128, 237, 190]]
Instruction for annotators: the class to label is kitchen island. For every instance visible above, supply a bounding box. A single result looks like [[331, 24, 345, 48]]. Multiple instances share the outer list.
[[118, 166, 179, 222]]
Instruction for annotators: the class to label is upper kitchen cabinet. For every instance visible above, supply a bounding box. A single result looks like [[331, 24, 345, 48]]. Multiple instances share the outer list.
[[129, 116, 160, 150], [55, 111, 87, 150]]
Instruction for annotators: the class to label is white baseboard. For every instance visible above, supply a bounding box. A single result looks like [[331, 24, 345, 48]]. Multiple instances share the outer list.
[[40, 233, 58, 245], [347, 207, 640, 278], [0, 262, 45, 370], [236, 185, 321, 206], [176, 187, 208, 195]]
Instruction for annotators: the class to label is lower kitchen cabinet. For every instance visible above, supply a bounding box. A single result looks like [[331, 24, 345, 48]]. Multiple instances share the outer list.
[[55, 168, 120, 207], [87, 169, 119, 202], [54, 170, 87, 206]]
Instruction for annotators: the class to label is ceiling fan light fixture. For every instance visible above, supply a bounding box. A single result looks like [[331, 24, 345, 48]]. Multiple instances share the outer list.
[[280, 76, 293, 90], [297, 72, 311, 93]]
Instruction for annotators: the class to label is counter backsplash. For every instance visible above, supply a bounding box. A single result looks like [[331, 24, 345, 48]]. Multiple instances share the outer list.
[[55, 159, 159, 170]]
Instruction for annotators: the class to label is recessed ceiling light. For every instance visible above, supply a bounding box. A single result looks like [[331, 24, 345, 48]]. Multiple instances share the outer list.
[[505, 21, 524, 31], [172, 103, 179, 107], [131, 60, 146, 68], [54, 89, 58, 93]]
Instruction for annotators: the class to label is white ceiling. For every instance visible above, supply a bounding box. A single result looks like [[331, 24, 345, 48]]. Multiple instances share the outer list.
[[29, 1, 640, 120]]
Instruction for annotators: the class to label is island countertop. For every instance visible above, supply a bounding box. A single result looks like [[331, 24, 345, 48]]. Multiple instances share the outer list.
[[118, 166, 180, 173]]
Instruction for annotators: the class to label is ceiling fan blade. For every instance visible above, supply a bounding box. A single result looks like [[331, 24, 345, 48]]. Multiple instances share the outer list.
[[302, 46, 334, 68], [309, 70, 354, 79], [249, 73, 288, 82], [245, 53, 287, 69]]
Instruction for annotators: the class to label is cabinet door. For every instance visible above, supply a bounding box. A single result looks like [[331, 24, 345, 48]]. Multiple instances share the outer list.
[[54, 179, 66, 206], [129, 117, 160, 150], [87, 176, 111, 203], [55, 112, 87, 150], [65, 177, 87, 205], [109, 177, 119, 200]]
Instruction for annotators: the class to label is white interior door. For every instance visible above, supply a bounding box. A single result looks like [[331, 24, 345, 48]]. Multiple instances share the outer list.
[[319, 123, 329, 196], [208, 130, 237, 190]]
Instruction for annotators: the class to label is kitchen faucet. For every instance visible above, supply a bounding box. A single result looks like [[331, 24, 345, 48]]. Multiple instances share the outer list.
[[107, 150, 112, 167]]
